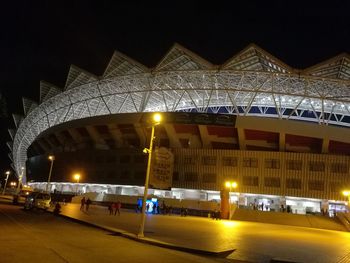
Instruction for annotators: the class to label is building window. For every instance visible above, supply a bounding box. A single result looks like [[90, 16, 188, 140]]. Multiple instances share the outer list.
[[134, 171, 145, 179], [309, 161, 325, 172], [331, 163, 348, 174], [173, 171, 179, 181], [120, 155, 130, 163], [184, 156, 196, 165], [222, 157, 238, 167], [106, 156, 116, 163], [121, 170, 130, 178], [243, 158, 258, 168], [95, 155, 105, 163], [184, 172, 198, 182], [202, 156, 217, 166], [242, 176, 259, 186], [134, 155, 146, 163], [286, 178, 301, 189], [286, 160, 302, 171], [264, 177, 281, 187], [202, 173, 217, 183], [265, 159, 280, 169], [330, 182, 342, 192], [308, 180, 324, 191]]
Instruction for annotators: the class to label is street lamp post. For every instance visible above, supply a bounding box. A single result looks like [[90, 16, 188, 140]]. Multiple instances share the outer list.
[[2, 170, 10, 195], [74, 173, 81, 195], [138, 113, 161, 238], [342, 190, 350, 210], [46, 155, 55, 193], [225, 181, 238, 219]]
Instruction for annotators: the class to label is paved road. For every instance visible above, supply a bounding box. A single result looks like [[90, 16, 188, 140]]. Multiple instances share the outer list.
[[0, 204, 235, 263], [57, 203, 350, 263]]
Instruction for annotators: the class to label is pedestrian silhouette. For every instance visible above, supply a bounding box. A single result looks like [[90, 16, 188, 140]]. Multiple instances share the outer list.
[[108, 203, 113, 215], [85, 198, 91, 211], [114, 201, 121, 216], [80, 197, 86, 211]]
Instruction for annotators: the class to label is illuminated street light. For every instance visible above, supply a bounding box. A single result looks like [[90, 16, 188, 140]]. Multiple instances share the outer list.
[[342, 190, 350, 203], [46, 155, 55, 193], [74, 173, 81, 183], [73, 173, 81, 195], [2, 170, 10, 195], [138, 113, 162, 238], [225, 181, 238, 219]]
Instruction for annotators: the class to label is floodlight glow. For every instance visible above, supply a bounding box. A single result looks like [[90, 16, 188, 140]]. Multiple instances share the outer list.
[[153, 113, 161, 123]]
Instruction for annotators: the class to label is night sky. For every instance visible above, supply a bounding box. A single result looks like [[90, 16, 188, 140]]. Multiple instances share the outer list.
[[0, 1, 349, 178]]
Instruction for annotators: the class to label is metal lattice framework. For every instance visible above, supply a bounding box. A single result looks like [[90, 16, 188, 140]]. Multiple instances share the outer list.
[[10, 43, 350, 175], [13, 70, 350, 174]]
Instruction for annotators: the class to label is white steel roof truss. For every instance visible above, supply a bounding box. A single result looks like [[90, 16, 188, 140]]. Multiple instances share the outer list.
[[287, 96, 306, 119], [12, 70, 350, 174], [272, 93, 282, 118], [226, 90, 241, 115], [172, 90, 186, 111], [184, 89, 199, 111]]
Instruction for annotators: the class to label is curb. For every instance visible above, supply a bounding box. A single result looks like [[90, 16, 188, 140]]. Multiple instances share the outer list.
[[51, 210, 235, 258], [270, 259, 302, 263]]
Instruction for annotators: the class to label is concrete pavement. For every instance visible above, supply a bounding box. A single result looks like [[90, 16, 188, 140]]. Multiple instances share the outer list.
[[50, 203, 350, 263]]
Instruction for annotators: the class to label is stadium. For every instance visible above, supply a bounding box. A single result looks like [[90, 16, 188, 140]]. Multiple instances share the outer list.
[[7, 43, 350, 215]]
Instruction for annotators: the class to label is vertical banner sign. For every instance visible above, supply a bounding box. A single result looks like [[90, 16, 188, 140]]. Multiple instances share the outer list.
[[149, 147, 174, 190]]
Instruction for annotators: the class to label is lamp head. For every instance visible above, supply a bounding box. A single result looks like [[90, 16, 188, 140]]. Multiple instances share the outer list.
[[48, 155, 55, 161], [5, 170, 10, 176], [153, 113, 162, 124], [74, 173, 81, 181], [143, 148, 150, 154], [343, 190, 350, 197]]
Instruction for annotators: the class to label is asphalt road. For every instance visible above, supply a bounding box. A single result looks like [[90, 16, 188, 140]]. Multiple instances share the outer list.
[[0, 203, 234, 263]]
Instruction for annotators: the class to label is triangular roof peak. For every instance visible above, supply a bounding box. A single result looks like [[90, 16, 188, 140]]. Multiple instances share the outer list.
[[22, 97, 38, 116], [103, 50, 149, 78], [64, 65, 98, 90], [155, 43, 214, 71], [221, 43, 293, 73], [302, 53, 350, 80], [40, 80, 62, 103]]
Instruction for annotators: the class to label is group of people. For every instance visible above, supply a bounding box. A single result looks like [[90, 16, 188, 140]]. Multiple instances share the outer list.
[[108, 201, 122, 215], [80, 197, 92, 211], [180, 207, 188, 217], [211, 209, 221, 220]]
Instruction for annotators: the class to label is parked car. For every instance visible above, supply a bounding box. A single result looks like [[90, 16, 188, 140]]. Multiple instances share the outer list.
[[13, 186, 34, 205], [24, 192, 51, 210]]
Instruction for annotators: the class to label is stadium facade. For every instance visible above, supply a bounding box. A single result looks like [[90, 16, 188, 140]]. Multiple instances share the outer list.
[[7, 43, 350, 214]]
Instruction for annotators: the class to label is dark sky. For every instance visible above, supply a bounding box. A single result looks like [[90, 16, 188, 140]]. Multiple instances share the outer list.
[[0, 1, 349, 177]]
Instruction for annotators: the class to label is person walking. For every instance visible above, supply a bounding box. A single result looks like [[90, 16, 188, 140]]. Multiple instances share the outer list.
[[80, 197, 86, 211], [108, 203, 113, 215], [114, 201, 121, 216], [85, 198, 91, 211]]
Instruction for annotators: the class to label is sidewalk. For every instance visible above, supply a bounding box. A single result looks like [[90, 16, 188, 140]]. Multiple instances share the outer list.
[[51, 203, 350, 263], [53, 203, 235, 257]]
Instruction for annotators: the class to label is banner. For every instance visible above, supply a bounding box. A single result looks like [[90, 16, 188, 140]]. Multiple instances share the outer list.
[[149, 147, 174, 190]]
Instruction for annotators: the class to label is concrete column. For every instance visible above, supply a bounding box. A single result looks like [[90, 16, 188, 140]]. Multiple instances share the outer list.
[[163, 124, 182, 148], [237, 128, 246, 150], [220, 189, 230, 219], [198, 125, 211, 148], [279, 132, 286, 151], [322, 138, 329, 154], [107, 124, 123, 147], [86, 126, 108, 149]]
